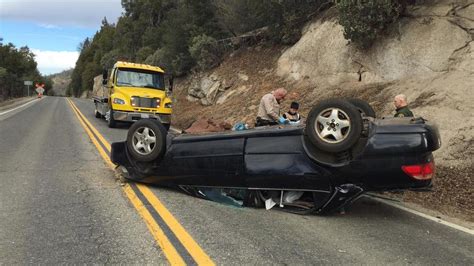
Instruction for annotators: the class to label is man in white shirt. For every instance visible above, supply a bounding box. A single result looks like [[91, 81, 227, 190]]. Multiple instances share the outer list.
[[255, 88, 287, 127]]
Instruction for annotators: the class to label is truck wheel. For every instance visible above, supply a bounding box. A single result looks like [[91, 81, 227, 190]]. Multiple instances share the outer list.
[[126, 119, 167, 162], [306, 99, 362, 153], [347, 98, 376, 118], [108, 108, 117, 128]]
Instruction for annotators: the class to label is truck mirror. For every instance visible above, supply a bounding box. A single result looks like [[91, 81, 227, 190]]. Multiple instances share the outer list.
[[169, 76, 174, 92], [102, 69, 108, 85]]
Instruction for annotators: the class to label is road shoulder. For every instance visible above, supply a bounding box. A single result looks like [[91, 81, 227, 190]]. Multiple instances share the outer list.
[[0, 96, 37, 111]]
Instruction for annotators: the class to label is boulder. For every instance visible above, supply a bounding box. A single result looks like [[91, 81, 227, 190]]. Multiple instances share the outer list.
[[456, 4, 474, 20], [186, 75, 222, 105], [360, 17, 470, 81], [203, 81, 221, 105], [277, 2, 472, 85], [186, 95, 200, 102], [216, 89, 237, 105], [220, 78, 235, 91], [184, 118, 232, 134]]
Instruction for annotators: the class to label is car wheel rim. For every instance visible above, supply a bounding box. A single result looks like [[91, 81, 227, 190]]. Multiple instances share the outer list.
[[132, 126, 157, 155], [314, 108, 351, 144]]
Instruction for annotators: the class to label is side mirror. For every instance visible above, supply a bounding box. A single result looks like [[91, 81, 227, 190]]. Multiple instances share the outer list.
[[164, 74, 173, 92], [102, 69, 108, 85], [169, 76, 174, 92]]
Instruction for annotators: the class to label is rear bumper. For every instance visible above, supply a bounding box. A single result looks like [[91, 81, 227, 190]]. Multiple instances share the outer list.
[[113, 111, 171, 124]]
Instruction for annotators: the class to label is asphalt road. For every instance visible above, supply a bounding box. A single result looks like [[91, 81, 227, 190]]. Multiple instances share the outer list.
[[0, 97, 165, 264], [1, 96, 473, 264]]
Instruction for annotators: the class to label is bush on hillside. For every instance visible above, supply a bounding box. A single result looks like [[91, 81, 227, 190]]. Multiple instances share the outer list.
[[336, 0, 401, 48], [145, 48, 194, 76], [170, 53, 195, 76], [189, 34, 222, 70], [145, 48, 168, 70], [100, 49, 121, 70], [136, 46, 155, 63]]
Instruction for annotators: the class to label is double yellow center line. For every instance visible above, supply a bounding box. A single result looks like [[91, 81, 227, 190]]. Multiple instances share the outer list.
[[66, 98, 214, 266]]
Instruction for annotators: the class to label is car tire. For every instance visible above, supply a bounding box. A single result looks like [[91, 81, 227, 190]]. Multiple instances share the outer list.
[[306, 99, 362, 153], [347, 98, 376, 118], [108, 108, 117, 128], [126, 119, 167, 162]]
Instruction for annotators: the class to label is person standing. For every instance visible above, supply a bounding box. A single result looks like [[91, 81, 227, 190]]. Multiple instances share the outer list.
[[394, 94, 414, 117], [255, 88, 288, 127]]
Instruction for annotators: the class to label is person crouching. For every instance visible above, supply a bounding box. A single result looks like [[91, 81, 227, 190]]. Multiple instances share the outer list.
[[255, 88, 287, 127], [283, 101, 301, 122]]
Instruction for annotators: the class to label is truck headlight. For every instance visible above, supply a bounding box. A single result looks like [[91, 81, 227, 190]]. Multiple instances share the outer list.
[[131, 97, 137, 107], [113, 98, 125, 105], [155, 98, 161, 108], [165, 102, 172, 108]]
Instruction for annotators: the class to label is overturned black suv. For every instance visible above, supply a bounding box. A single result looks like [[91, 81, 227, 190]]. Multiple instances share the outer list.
[[111, 99, 441, 214]]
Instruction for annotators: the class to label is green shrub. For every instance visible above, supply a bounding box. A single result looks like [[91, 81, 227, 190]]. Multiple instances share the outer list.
[[100, 49, 120, 69], [189, 34, 221, 70], [136, 46, 155, 63], [336, 0, 401, 48], [145, 48, 193, 76], [145, 48, 169, 70]]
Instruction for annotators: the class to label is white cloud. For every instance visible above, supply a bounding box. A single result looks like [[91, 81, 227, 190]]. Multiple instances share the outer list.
[[32, 49, 79, 75], [0, 0, 123, 28], [39, 23, 61, 29]]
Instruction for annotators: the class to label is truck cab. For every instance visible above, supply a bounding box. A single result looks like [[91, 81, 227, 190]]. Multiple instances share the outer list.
[[93, 61, 172, 129]]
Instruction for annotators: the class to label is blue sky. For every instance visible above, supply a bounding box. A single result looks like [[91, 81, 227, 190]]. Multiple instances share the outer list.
[[0, 0, 123, 75]]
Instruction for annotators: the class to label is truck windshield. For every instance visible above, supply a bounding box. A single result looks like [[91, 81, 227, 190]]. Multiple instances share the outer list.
[[116, 68, 164, 90]]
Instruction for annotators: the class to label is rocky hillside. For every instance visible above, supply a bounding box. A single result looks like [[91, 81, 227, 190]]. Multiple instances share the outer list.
[[277, 1, 473, 168], [172, 0, 473, 221], [49, 69, 73, 96]]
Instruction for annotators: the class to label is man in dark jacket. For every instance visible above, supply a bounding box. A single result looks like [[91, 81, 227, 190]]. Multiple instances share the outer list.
[[394, 94, 414, 117]]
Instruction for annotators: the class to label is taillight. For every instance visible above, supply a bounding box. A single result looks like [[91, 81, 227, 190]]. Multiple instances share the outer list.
[[402, 161, 435, 180]]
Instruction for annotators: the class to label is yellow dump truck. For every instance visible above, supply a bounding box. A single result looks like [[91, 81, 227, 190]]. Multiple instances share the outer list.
[[93, 61, 173, 129]]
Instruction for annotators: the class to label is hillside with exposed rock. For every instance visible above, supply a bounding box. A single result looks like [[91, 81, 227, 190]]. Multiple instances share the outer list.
[[171, 0, 473, 221], [49, 69, 73, 96]]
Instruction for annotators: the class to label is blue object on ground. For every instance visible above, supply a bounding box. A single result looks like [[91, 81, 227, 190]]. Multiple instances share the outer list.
[[279, 117, 289, 124], [233, 122, 248, 131]]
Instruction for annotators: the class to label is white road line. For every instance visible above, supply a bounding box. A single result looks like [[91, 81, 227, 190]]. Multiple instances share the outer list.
[[365, 195, 474, 235], [0, 98, 40, 116]]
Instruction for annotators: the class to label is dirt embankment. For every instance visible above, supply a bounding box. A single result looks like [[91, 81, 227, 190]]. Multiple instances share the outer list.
[[171, 1, 473, 222], [0, 97, 36, 111]]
